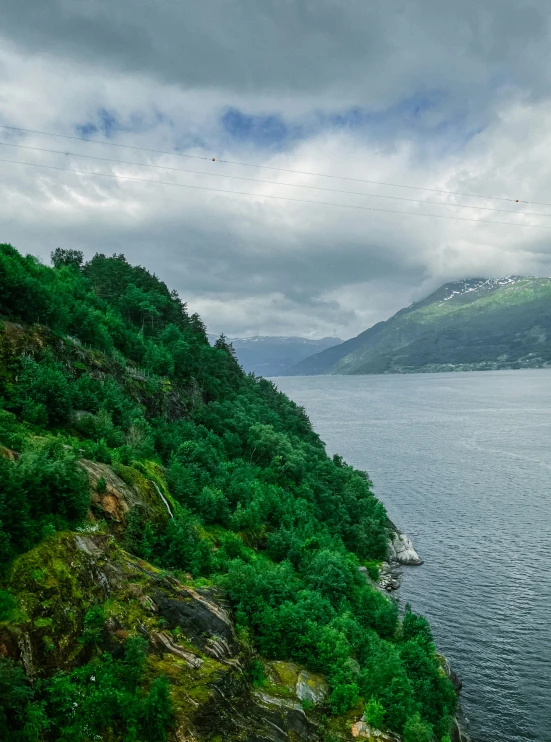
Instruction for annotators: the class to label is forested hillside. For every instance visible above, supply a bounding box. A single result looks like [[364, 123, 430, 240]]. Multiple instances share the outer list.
[[0, 244, 456, 742], [289, 277, 551, 375]]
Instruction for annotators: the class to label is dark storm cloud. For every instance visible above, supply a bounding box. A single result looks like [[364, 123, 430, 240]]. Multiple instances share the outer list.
[[2, 0, 550, 103]]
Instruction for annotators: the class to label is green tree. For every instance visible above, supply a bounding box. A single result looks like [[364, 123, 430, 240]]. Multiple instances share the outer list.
[[51, 248, 84, 269], [364, 697, 385, 729], [403, 712, 434, 742]]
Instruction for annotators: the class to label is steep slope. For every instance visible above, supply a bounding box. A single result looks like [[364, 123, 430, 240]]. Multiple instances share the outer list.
[[0, 244, 458, 742], [289, 277, 551, 375]]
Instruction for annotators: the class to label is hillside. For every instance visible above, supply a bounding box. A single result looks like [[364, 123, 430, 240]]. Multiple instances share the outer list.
[[0, 244, 457, 742], [289, 277, 551, 376], [220, 336, 342, 376]]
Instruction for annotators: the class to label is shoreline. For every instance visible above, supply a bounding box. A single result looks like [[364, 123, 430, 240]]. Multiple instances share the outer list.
[[379, 530, 473, 742]]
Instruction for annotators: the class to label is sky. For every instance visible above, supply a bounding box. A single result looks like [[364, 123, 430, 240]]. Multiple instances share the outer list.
[[2, 0, 551, 339]]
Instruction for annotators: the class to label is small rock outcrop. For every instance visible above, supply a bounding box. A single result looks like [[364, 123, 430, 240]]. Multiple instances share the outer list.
[[79, 459, 175, 533], [388, 532, 423, 565], [358, 530, 422, 593], [351, 721, 401, 740], [296, 669, 329, 705]]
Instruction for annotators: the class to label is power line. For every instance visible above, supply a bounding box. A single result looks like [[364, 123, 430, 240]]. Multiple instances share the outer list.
[[0, 122, 544, 207], [1, 140, 549, 218], [2, 155, 551, 230], [0, 123, 210, 162]]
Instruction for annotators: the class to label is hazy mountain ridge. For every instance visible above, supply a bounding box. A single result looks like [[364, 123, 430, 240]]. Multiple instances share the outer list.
[[209, 335, 342, 376], [288, 276, 551, 375]]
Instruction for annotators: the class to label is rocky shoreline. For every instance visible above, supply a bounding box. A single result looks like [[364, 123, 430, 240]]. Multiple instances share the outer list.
[[357, 531, 424, 593], [370, 530, 473, 742]]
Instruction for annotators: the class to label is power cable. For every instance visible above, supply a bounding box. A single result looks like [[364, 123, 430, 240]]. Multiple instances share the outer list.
[[0, 122, 545, 207], [0, 140, 548, 218], [2, 155, 550, 229], [0, 123, 210, 162]]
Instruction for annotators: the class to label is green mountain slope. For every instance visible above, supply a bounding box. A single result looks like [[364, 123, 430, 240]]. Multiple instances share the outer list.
[[289, 277, 551, 375], [0, 244, 457, 742]]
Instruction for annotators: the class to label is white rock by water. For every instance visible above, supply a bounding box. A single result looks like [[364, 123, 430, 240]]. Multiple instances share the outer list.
[[389, 532, 423, 565]]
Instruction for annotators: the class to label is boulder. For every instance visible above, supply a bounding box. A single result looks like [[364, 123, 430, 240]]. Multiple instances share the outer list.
[[389, 532, 423, 565], [296, 669, 329, 705]]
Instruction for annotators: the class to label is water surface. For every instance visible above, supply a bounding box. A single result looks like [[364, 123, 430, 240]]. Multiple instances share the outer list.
[[273, 371, 551, 742]]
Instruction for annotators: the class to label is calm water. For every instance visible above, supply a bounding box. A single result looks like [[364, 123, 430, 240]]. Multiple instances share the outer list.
[[272, 371, 551, 742]]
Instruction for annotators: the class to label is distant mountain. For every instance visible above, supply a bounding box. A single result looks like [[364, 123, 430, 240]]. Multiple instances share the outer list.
[[222, 336, 342, 376], [288, 277, 551, 375]]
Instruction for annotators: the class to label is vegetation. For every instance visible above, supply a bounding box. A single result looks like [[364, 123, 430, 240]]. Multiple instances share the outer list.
[[0, 243, 456, 740], [289, 276, 551, 375], [0, 637, 172, 742]]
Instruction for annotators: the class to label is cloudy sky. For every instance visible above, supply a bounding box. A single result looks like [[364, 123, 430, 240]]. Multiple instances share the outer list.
[[2, 1, 551, 338]]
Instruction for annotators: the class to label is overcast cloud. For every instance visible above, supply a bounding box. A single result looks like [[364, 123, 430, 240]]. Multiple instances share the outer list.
[[2, 1, 551, 338]]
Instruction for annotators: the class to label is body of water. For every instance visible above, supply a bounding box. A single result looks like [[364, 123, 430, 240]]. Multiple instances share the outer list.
[[273, 371, 551, 742]]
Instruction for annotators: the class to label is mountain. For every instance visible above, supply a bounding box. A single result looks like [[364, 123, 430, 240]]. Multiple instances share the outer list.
[[0, 244, 457, 741], [223, 335, 342, 376], [289, 277, 551, 375]]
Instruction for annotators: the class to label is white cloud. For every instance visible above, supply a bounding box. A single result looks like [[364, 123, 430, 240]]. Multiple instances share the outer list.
[[2, 4, 551, 339]]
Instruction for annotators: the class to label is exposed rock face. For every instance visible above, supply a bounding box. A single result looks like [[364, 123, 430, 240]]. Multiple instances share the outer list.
[[79, 459, 174, 532], [439, 657, 472, 742], [252, 691, 317, 741], [152, 584, 237, 659], [3, 532, 328, 741], [351, 721, 401, 740], [451, 717, 472, 742], [267, 660, 329, 707], [296, 669, 329, 705], [389, 533, 423, 565]]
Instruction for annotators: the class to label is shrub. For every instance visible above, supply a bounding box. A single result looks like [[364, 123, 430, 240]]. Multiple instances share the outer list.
[[364, 697, 386, 729], [0, 590, 16, 621], [15, 356, 72, 426], [403, 712, 434, 742]]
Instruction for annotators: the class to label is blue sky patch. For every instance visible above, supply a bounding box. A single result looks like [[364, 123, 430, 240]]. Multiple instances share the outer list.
[[75, 108, 127, 139], [220, 108, 303, 150], [217, 90, 482, 160]]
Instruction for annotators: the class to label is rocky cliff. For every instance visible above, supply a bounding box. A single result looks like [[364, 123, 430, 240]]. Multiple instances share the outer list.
[[0, 456, 397, 742]]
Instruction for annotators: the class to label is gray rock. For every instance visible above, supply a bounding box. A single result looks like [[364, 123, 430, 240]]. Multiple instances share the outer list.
[[389, 532, 423, 565], [153, 584, 236, 657], [295, 669, 329, 705], [252, 691, 317, 741]]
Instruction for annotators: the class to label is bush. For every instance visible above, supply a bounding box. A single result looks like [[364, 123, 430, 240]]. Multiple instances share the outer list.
[[15, 356, 72, 426], [0, 440, 89, 566], [250, 659, 266, 688], [0, 657, 36, 739], [0, 590, 16, 621], [157, 513, 213, 576], [303, 549, 359, 608], [364, 697, 386, 729], [402, 604, 434, 648], [403, 712, 434, 742]]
